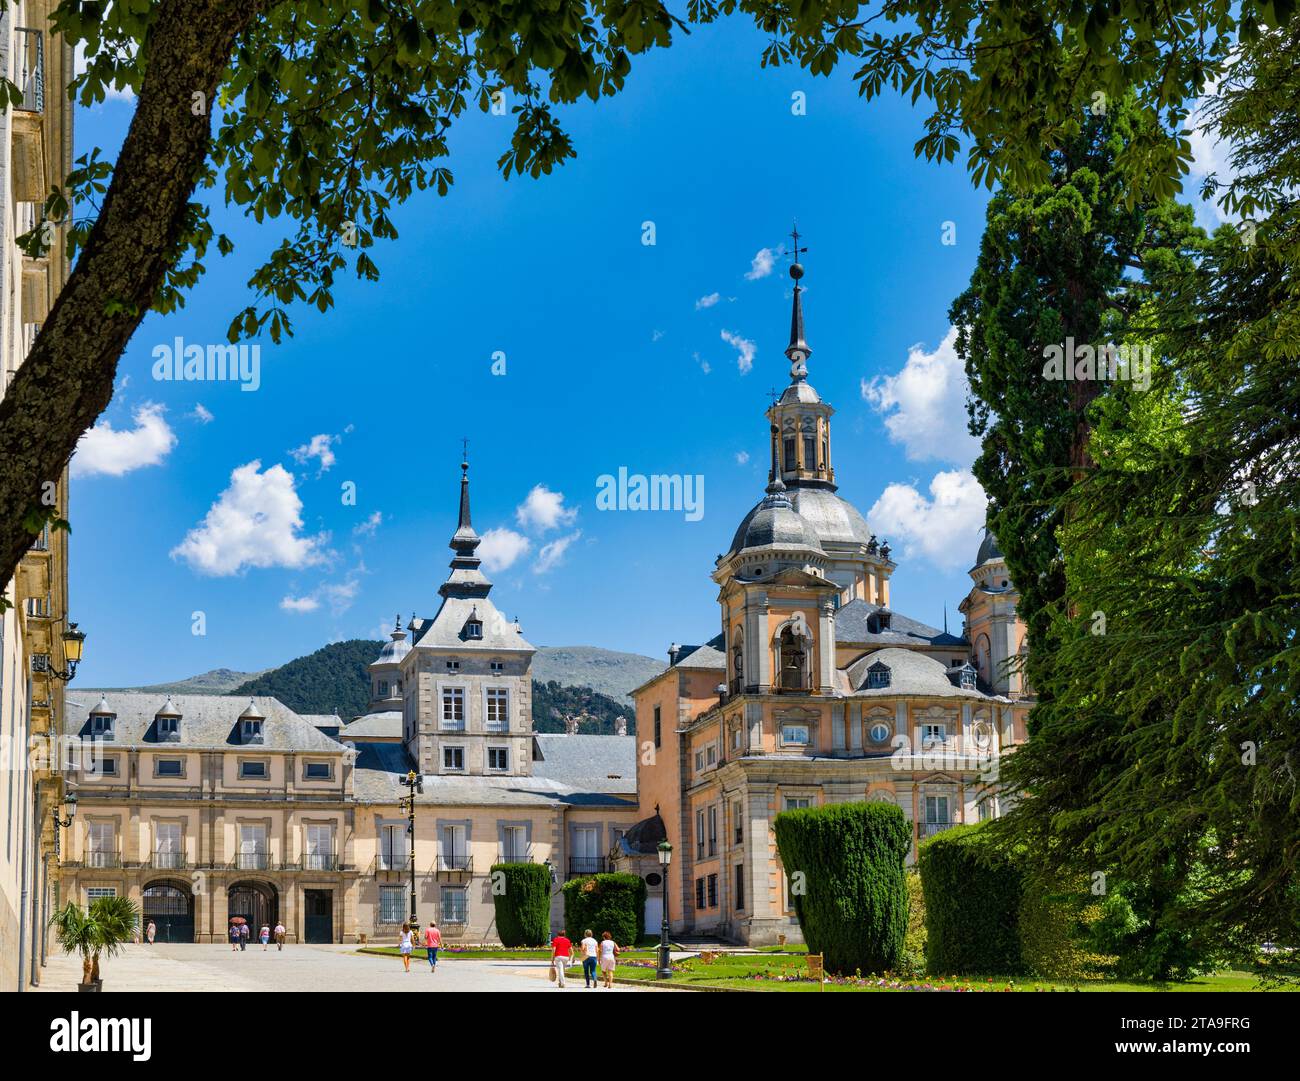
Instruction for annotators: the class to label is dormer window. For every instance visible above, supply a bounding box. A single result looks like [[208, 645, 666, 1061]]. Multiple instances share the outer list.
[[241, 719, 264, 744], [866, 661, 891, 690], [157, 716, 180, 742], [464, 619, 483, 640], [378, 680, 389, 697], [90, 714, 116, 740], [958, 663, 977, 691]]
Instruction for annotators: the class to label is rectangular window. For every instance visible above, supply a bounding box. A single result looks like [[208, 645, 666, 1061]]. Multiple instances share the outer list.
[[733, 802, 743, 846], [304, 761, 331, 780], [378, 680, 389, 697], [90, 714, 114, 739], [239, 760, 267, 779], [706, 745, 717, 766], [88, 821, 116, 867], [784, 436, 796, 471], [440, 825, 468, 871], [707, 805, 718, 857], [487, 746, 509, 771], [440, 886, 468, 924], [446, 659, 460, 672], [239, 823, 268, 869], [490, 661, 504, 673], [695, 877, 705, 910], [696, 809, 705, 860], [925, 795, 950, 824], [694, 750, 704, 771], [305, 824, 335, 870], [86, 887, 117, 901], [781, 724, 810, 746], [501, 826, 526, 863], [157, 716, 179, 741], [707, 873, 718, 908], [571, 826, 601, 875], [485, 688, 509, 732], [922, 723, 947, 747], [379, 824, 408, 870], [803, 434, 816, 469], [241, 719, 263, 743], [443, 746, 464, 772], [379, 886, 405, 924], [784, 797, 811, 811], [94, 756, 118, 777], [653, 706, 661, 748], [442, 688, 465, 730], [734, 864, 745, 911], [155, 758, 183, 777], [154, 822, 183, 868]]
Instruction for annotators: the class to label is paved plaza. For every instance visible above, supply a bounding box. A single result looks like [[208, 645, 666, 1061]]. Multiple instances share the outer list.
[[31, 944, 670, 993]]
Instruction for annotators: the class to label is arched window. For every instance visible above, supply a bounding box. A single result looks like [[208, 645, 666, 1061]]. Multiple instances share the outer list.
[[731, 627, 744, 694], [777, 626, 809, 691]]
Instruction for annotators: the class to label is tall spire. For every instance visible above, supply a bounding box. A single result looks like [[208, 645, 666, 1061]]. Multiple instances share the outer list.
[[785, 222, 811, 380], [441, 451, 492, 598]]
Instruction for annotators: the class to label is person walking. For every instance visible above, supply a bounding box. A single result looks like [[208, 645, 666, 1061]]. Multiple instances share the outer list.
[[229, 924, 241, 952], [274, 921, 286, 951], [145, 920, 156, 945], [579, 929, 599, 988], [399, 923, 415, 973], [239, 922, 249, 951], [598, 931, 620, 988], [423, 920, 442, 972], [260, 924, 271, 951], [550, 929, 573, 988]]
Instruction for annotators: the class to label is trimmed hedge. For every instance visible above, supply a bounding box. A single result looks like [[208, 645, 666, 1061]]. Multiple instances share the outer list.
[[489, 862, 552, 947], [773, 801, 912, 975], [918, 822, 1025, 975], [561, 873, 646, 945]]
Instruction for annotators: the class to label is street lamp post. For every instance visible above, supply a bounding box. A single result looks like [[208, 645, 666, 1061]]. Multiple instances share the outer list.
[[399, 771, 422, 926], [656, 840, 673, 979], [47, 622, 87, 681]]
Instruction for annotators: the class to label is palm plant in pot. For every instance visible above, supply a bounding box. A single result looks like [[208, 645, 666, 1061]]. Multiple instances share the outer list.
[[51, 896, 140, 991]]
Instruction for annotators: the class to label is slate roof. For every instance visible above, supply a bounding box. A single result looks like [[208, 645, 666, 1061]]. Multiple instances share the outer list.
[[349, 741, 634, 808], [835, 599, 968, 648], [841, 648, 1004, 700], [67, 693, 345, 753], [409, 596, 536, 653], [341, 711, 402, 740], [672, 634, 727, 670], [532, 734, 637, 794], [618, 813, 667, 855]]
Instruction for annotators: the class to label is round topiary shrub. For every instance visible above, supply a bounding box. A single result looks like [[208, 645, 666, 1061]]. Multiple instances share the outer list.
[[489, 862, 552, 947], [773, 801, 912, 975], [918, 822, 1025, 975]]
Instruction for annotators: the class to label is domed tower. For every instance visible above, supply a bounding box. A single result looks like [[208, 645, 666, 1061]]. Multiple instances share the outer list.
[[367, 616, 411, 713], [960, 526, 1025, 696]]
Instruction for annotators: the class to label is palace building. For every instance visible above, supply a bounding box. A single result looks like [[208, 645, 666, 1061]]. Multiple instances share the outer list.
[[58, 463, 639, 945], [615, 249, 1032, 945]]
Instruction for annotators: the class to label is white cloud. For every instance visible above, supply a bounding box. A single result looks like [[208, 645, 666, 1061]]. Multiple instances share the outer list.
[[280, 595, 320, 613], [745, 248, 775, 280], [695, 292, 721, 310], [868, 470, 987, 571], [651, 329, 665, 342], [695, 352, 711, 375], [290, 433, 341, 473], [479, 527, 531, 573], [353, 511, 382, 537], [515, 485, 577, 532], [735, 451, 750, 465], [1185, 73, 1240, 227], [171, 460, 329, 576], [72, 402, 176, 478], [861, 327, 979, 467], [721, 329, 756, 374], [534, 531, 581, 574], [188, 403, 214, 424]]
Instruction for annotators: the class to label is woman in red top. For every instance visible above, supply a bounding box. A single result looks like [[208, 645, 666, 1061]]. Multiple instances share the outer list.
[[550, 929, 573, 988]]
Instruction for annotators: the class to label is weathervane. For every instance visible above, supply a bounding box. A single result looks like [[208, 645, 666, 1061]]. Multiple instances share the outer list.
[[787, 222, 808, 267]]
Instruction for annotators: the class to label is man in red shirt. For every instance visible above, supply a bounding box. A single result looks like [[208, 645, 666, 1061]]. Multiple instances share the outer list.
[[423, 920, 442, 972], [550, 929, 573, 988]]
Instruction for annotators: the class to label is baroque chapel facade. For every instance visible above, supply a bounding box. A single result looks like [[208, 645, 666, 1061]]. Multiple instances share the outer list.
[[617, 252, 1033, 945]]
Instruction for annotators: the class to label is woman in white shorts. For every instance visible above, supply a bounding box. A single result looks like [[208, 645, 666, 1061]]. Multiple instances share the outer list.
[[598, 931, 620, 988], [399, 922, 415, 973]]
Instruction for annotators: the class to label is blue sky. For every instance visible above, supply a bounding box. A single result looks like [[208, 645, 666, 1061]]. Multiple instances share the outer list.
[[69, 21, 1008, 687]]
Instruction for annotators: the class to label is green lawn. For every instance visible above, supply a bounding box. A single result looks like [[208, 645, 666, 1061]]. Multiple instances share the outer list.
[[612, 953, 1290, 992]]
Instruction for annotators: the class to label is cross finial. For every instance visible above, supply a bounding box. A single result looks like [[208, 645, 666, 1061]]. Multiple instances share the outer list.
[[787, 221, 808, 264], [767, 386, 779, 407], [461, 437, 469, 464]]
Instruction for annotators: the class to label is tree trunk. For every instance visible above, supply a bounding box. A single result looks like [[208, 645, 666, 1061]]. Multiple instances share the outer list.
[[0, 0, 262, 592], [90, 950, 100, 983], [81, 952, 92, 985]]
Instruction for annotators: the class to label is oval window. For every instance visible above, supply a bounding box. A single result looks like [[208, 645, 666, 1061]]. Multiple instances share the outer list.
[[869, 723, 890, 743], [645, 872, 663, 887]]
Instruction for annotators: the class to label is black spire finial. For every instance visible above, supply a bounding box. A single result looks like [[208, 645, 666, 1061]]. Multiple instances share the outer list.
[[785, 221, 811, 375]]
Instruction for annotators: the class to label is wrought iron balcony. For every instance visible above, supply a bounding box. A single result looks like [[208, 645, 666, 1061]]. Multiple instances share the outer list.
[[151, 851, 187, 870], [15, 28, 44, 113], [234, 850, 270, 870], [567, 856, 607, 878], [436, 853, 472, 876], [374, 853, 409, 874], [300, 853, 339, 871], [84, 851, 121, 869]]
